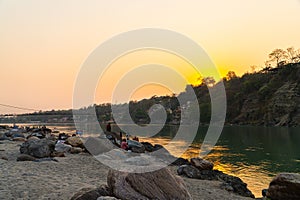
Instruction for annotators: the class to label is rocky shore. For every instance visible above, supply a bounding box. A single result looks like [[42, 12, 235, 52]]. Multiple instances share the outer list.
[[1, 125, 299, 200]]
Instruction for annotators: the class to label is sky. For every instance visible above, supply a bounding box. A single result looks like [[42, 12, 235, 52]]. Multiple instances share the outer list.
[[1, 0, 300, 114]]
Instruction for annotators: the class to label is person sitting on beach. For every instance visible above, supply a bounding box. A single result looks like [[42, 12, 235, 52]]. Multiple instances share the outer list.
[[121, 139, 129, 150], [133, 136, 139, 142], [106, 122, 111, 132]]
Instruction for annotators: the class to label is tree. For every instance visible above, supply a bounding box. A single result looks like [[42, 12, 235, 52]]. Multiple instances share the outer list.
[[269, 49, 288, 67], [286, 47, 296, 63], [250, 65, 257, 73], [295, 48, 300, 63], [202, 77, 216, 87], [225, 71, 237, 81]]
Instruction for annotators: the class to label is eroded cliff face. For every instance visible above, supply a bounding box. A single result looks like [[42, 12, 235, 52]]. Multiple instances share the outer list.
[[233, 93, 263, 125], [233, 81, 300, 127], [265, 82, 300, 126]]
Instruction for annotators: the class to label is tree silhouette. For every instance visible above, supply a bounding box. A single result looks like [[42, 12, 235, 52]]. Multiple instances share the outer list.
[[202, 77, 216, 87], [269, 49, 288, 67], [286, 47, 296, 63], [226, 71, 237, 81]]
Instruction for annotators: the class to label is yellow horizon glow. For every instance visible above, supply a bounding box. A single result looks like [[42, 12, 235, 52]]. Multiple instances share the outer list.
[[1, 0, 300, 113]]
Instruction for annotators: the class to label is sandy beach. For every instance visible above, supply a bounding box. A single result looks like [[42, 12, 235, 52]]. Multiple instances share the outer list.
[[0, 140, 254, 200]]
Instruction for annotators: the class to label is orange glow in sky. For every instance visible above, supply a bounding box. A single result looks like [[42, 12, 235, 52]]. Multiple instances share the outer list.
[[1, 0, 300, 113]]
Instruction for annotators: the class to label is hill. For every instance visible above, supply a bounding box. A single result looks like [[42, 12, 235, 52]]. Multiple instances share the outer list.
[[1, 63, 300, 127]]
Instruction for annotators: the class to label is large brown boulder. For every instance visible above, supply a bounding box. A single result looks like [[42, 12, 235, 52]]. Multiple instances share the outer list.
[[107, 168, 191, 200], [65, 137, 84, 148], [267, 173, 300, 200], [190, 158, 214, 171]]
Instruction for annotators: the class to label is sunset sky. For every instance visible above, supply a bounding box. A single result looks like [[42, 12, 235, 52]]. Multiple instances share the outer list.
[[1, 0, 300, 114]]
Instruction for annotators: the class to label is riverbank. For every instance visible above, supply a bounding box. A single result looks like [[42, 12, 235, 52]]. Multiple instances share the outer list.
[[0, 139, 255, 200]]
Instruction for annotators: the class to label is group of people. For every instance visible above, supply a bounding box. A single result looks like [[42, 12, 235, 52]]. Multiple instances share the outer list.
[[106, 122, 139, 151]]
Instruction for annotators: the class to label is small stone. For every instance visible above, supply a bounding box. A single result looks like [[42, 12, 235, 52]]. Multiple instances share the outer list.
[[27, 136, 40, 141], [1, 156, 8, 161], [262, 189, 268, 197], [51, 152, 65, 157], [70, 147, 83, 154], [12, 137, 26, 142], [220, 183, 234, 192], [71, 185, 111, 200], [17, 154, 36, 161], [97, 197, 120, 200]]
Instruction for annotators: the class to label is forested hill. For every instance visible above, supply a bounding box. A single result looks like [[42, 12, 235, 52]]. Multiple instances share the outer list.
[[124, 62, 300, 127], [217, 62, 300, 126], [2, 63, 300, 127]]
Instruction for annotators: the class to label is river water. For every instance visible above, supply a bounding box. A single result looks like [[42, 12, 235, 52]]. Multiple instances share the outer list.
[[141, 125, 300, 198], [5, 123, 300, 198]]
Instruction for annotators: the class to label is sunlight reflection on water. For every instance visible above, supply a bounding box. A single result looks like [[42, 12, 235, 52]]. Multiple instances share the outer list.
[[142, 136, 273, 198]]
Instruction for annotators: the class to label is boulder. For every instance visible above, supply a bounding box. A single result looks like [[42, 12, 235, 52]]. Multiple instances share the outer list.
[[153, 144, 163, 151], [84, 137, 112, 156], [126, 140, 145, 153], [30, 132, 45, 139], [12, 137, 26, 142], [51, 152, 65, 157], [27, 136, 40, 141], [171, 157, 190, 166], [262, 189, 268, 197], [190, 158, 214, 171], [177, 165, 202, 178], [19, 138, 55, 158], [130, 146, 145, 153], [267, 173, 300, 200], [71, 185, 111, 200], [55, 143, 72, 153], [33, 157, 58, 162], [220, 182, 234, 192], [17, 154, 37, 161], [127, 140, 143, 148], [70, 147, 83, 154], [4, 131, 13, 137], [0, 136, 10, 141], [97, 197, 120, 200], [108, 168, 191, 200], [12, 133, 25, 138], [141, 142, 154, 152], [65, 137, 84, 148], [0, 132, 8, 140]]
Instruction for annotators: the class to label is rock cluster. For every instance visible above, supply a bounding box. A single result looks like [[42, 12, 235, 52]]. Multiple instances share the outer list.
[[177, 158, 255, 198]]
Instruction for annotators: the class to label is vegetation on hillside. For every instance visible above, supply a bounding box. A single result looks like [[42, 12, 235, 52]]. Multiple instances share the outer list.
[[1, 47, 300, 126]]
